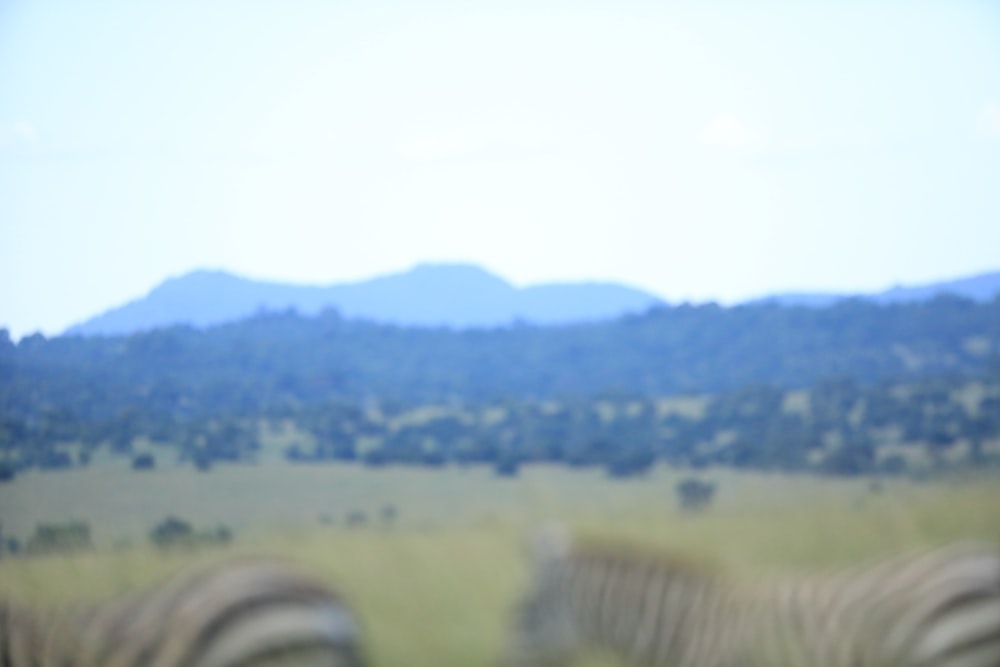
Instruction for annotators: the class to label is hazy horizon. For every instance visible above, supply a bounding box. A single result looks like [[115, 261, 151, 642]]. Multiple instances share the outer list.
[[29, 262, 1000, 340], [3, 1, 999, 339]]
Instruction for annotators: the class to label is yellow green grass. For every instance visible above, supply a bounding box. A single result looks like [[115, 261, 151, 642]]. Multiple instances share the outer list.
[[1, 464, 998, 667]]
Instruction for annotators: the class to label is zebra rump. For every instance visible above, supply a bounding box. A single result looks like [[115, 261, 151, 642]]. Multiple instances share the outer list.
[[0, 557, 366, 667], [504, 526, 1000, 667]]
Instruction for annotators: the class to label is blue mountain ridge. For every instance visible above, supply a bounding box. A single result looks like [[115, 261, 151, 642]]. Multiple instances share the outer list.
[[748, 271, 1000, 308], [66, 264, 1000, 337], [66, 263, 665, 336]]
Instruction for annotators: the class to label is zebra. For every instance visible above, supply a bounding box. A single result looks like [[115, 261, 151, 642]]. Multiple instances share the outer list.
[[0, 557, 367, 667], [503, 526, 1000, 667]]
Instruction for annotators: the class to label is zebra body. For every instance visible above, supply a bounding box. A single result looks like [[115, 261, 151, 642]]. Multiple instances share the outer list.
[[505, 528, 1000, 667], [1, 558, 365, 667]]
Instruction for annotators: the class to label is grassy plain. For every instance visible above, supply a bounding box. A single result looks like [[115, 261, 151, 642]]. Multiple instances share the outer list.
[[1, 462, 998, 667]]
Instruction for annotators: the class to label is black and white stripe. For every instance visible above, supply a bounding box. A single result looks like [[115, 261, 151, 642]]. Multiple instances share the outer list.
[[505, 527, 1000, 667], [1, 558, 366, 667]]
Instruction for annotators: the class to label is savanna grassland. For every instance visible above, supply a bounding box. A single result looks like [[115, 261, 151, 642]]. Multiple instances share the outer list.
[[1, 459, 998, 667], [2, 295, 999, 666]]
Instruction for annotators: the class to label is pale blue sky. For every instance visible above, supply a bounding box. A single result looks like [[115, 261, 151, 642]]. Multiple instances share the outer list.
[[2, 1, 999, 339]]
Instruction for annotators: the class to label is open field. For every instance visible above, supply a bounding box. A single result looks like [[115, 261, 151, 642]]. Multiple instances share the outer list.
[[4, 459, 998, 549], [1, 463, 999, 667]]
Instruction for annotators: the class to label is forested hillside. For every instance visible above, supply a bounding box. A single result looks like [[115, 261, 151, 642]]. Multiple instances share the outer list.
[[7, 295, 999, 413], [2, 294, 999, 480]]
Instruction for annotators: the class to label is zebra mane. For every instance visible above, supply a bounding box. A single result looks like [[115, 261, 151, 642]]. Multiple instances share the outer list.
[[526, 525, 722, 580], [528, 523, 573, 563], [573, 539, 722, 580]]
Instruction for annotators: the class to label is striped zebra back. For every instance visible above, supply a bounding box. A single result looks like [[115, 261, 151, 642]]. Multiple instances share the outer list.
[[750, 543, 1000, 667], [504, 528, 1000, 667], [0, 557, 367, 667]]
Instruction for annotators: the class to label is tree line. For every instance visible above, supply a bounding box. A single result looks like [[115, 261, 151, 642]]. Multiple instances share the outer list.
[[3, 294, 998, 418], [2, 373, 998, 480], [1, 294, 998, 479]]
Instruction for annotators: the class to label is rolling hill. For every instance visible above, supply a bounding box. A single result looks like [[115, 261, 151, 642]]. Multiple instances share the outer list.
[[65, 264, 1000, 337], [66, 264, 664, 336], [750, 271, 1000, 307]]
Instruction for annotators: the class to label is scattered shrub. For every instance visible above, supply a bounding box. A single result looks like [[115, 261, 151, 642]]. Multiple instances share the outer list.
[[361, 449, 389, 467], [606, 450, 656, 478], [149, 516, 234, 549], [877, 454, 907, 476], [131, 453, 156, 470], [284, 444, 308, 462], [150, 516, 194, 547], [494, 457, 520, 477], [676, 478, 717, 513], [5, 537, 21, 556], [380, 504, 398, 524], [212, 525, 233, 545], [421, 452, 446, 467], [37, 450, 73, 470], [25, 521, 92, 554], [193, 453, 214, 472]]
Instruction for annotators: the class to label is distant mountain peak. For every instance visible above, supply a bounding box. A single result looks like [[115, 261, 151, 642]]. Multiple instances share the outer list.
[[154, 268, 242, 290], [66, 263, 662, 336], [65, 265, 1000, 338], [748, 270, 1000, 308], [376, 262, 512, 290], [409, 261, 496, 275]]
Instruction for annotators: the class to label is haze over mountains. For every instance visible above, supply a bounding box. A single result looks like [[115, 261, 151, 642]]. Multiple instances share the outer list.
[[752, 272, 1000, 308], [67, 264, 663, 336], [66, 263, 1000, 337]]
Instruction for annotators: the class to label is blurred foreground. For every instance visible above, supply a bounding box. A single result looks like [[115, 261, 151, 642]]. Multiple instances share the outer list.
[[1, 466, 997, 667]]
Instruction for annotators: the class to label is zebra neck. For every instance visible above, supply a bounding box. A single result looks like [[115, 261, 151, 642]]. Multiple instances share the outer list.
[[569, 554, 742, 666]]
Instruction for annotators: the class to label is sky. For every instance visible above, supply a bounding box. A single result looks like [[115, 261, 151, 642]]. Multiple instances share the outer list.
[[2, 0, 999, 339]]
